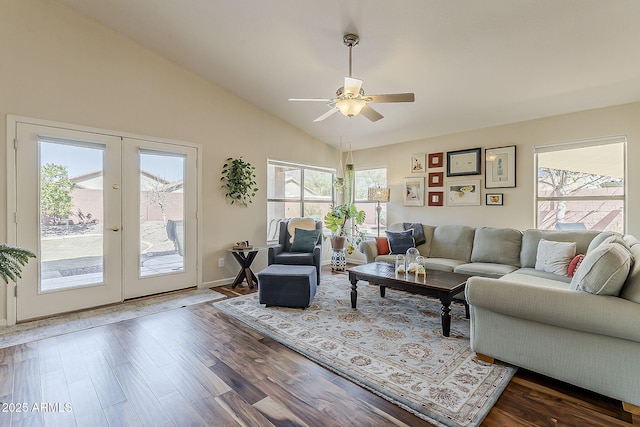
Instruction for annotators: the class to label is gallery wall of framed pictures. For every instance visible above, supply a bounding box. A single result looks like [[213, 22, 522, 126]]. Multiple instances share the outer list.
[[405, 145, 515, 207]]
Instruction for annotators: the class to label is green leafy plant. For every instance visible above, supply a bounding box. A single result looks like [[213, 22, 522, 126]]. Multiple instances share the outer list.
[[220, 157, 259, 206], [324, 204, 366, 254], [40, 163, 75, 225], [0, 244, 36, 284]]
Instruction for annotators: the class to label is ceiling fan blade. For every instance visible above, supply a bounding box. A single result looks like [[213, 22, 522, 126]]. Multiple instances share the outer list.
[[313, 107, 339, 122], [344, 77, 363, 95], [368, 93, 415, 103], [360, 105, 384, 122], [289, 98, 333, 102]]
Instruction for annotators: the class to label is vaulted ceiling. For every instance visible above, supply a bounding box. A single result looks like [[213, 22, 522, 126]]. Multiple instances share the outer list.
[[57, 0, 640, 150]]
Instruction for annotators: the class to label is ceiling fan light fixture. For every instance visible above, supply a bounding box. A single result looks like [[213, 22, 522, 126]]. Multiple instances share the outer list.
[[335, 98, 367, 117]]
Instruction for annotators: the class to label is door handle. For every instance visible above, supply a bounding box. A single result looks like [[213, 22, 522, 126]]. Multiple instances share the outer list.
[[111, 226, 121, 232]]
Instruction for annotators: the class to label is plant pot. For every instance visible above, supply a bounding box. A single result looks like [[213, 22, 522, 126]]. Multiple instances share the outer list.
[[330, 236, 347, 251]]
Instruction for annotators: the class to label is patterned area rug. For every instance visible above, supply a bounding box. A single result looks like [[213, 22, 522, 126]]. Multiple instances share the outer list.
[[0, 288, 225, 348], [214, 274, 516, 427]]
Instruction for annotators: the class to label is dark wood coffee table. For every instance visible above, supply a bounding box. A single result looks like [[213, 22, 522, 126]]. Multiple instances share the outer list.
[[347, 262, 471, 337]]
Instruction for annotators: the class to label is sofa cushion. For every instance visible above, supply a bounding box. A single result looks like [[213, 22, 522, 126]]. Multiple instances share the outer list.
[[403, 222, 426, 246], [570, 243, 632, 296], [423, 258, 466, 272], [429, 225, 475, 262], [386, 230, 415, 254], [290, 228, 320, 252], [454, 262, 518, 278], [535, 239, 576, 276], [470, 227, 522, 267], [513, 267, 572, 283], [620, 239, 640, 303], [520, 229, 600, 268], [586, 231, 616, 253]]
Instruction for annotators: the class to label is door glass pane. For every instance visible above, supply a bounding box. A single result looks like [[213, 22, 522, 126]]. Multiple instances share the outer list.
[[139, 150, 185, 277], [39, 139, 105, 291]]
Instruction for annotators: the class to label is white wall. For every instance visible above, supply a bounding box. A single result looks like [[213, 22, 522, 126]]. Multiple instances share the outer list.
[[0, 0, 338, 322], [349, 102, 640, 256]]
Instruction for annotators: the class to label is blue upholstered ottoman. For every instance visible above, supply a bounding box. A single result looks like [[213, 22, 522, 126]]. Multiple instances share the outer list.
[[258, 265, 317, 308]]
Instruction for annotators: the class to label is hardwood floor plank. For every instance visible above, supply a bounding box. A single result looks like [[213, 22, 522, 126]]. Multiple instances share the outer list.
[[40, 369, 75, 427], [102, 401, 143, 427], [111, 362, 173, 427], [157, 391, 210, 427], [189, 396, 244, 427], [81, 351, 127, 408], [252, 396, 311, 427], [67, 378, 109, 427], [11, 358, 42, 424], [205, 357, 266, 405], [215, 390, 275, 427], [124, 345, 177, 400]]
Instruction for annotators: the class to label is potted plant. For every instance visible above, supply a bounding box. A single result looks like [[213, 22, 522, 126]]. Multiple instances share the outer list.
[[324, 204, 366, 254], [220, 157, 259, 206], [0, 244, 36, 285]]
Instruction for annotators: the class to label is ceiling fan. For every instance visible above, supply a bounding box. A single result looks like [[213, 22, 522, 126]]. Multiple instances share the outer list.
[[289, 34, 415, 122]]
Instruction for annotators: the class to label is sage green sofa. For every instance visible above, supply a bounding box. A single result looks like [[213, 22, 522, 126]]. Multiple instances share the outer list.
[[359, 223, 640, 414]]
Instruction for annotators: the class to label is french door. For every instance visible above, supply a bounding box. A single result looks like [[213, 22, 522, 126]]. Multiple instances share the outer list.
[[12, 121, 198, 321]]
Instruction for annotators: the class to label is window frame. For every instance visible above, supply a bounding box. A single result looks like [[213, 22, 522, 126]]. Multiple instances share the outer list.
[[266, 159, 335, 243], [533, 135, 626, 233]]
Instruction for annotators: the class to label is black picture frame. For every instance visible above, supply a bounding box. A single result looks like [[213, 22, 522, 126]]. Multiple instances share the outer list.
[[446, 148, 481, 177]]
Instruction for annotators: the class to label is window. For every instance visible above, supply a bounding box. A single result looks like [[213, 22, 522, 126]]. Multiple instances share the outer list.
[[267, 160, 335, 242], [535, 136, 625, 233], [354, 167, 388, 237]]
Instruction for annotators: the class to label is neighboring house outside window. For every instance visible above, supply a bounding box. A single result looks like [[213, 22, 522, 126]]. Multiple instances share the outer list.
[[354, 167, 388, 237], [535, 136, 625, 233], [267, 160, 335, 242]]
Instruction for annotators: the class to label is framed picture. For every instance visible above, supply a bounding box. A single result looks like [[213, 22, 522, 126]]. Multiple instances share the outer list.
[[428, 191, 443, 206], [485, 145, 516, 188], [428, 152, 443, 168], [411, 154, 426, 173], [486, 193, 503, 205], [402, 177, 424, 206], [446, 148, 481, 177], [447, 179, 481, 206], [428, 172, 443, 187]]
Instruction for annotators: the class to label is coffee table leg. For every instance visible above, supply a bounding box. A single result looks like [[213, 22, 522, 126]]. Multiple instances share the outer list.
[[440, 298, 452, 337], [350, 279, 358, 308], [379, 285, 386, 298]]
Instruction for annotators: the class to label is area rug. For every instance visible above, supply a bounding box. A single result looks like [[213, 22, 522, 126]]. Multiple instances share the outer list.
[[214, 274, 515, 427], [0, 288, 225, 348]]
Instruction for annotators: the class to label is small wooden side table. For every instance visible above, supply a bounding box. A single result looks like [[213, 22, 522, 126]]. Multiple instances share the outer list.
[[228, 247, 266, 289]]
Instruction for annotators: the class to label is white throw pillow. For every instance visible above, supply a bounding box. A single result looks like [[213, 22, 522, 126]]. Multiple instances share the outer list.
[[287, 217, 316, 243], [570, 242, 631, 296], [534, 239, 576, 276]]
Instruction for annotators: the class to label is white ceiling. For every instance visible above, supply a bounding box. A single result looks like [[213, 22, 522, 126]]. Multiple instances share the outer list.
[[57, 0, 640, 151]]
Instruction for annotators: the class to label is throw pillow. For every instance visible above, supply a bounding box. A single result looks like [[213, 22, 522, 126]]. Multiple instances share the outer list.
[[567, 254, 585, 278], [534, 239, 576, 276], [570, 243, 631, 296], [287, 217, 317, 243], [403, 223, 426, 246], [386, 229, 415, 254], [290, 228, 321, 252], [375, 237, 390, 255]]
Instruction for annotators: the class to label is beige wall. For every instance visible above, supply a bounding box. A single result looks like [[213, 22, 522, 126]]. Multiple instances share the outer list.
[[0, 0, 338, 322], [349, 101, 640, 265]]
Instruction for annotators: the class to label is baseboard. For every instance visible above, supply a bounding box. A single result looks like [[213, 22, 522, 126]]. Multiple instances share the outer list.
[[0, 318, 6, 327], [202, 278, 234, 288]]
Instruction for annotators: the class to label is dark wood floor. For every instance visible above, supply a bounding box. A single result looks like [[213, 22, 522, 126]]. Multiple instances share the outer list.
[[0, 266, 635, 426]]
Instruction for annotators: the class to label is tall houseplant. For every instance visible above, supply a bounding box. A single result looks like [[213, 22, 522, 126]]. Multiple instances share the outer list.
[[0, 244, 36, 285], [221, 157, 259, 206], [324, 204, 366, 254]]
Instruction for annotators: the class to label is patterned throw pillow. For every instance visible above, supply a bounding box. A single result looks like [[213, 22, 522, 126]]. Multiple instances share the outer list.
[[567, 254, 585, 277], [403, 223, 426, 246]]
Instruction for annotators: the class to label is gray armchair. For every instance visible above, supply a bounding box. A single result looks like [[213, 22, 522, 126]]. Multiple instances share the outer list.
[[268, 219, 322, 284]]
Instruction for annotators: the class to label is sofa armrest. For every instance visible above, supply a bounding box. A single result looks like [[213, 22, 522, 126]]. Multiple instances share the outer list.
[[358, 240, 379, 263], [466, 276, 640, 343], [268, 244, 283, 265]]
